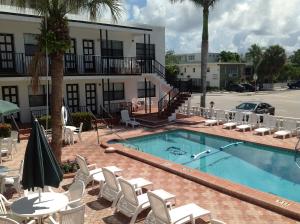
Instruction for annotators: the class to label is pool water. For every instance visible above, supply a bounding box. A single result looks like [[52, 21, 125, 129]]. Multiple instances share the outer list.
[[118, 130, 300, 203]]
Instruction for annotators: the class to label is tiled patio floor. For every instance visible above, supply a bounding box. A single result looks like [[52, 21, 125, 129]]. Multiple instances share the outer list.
[[3, 120, 300, 224]]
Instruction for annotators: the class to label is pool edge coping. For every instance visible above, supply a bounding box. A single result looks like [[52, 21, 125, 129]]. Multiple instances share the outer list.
[[101, 127, 300, 221]]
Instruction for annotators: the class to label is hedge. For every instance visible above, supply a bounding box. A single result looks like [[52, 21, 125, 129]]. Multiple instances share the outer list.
[[38, 112, 92, 131], [0, 123, 11, 138]]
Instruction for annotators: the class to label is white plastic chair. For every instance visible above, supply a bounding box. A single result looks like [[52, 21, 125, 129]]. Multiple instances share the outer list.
[[73, 122, 83, 142], [211, 219, 227, 224], [254, 115, 277, 136], [147, 191, 211, 224], [10, 131, 18, 153], [115, 178, 150, 224], [274, 119, 298, 139], [64, 128, 74, 145], [75, 155, 102, 186], [205, 110, 226, 126], [120, 110, 140, 128], [63, 180, 85, 209], [0, 138, 13, 163], [0, 217, 35, 224], [99, 167, 122, 207], [0, 160, 23, 195], [223, 112, 244, 130], [236, 113, 258, 132], [48, 204, 85, 224]]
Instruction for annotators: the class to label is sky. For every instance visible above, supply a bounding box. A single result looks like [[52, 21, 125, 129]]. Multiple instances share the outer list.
[[119, 0, 300, 54]]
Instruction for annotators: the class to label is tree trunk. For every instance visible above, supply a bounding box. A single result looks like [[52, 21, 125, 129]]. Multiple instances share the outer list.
[[200, 6, 209, 108], [50, 53, 64, 163]]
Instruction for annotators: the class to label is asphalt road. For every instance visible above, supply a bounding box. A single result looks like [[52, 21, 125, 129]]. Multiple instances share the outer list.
[[191, 89, 300, 118]]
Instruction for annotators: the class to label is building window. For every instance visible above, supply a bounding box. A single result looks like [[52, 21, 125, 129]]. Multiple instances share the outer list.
[[136, 43, 155, 59], [24, 33, 39, 56], [207, 67, 210, 72], [82, 39, 95, 72], [193, 68, 195, 73], [184, 68, 186, 73], [137, 81, 156, 98], [66, 84, 80, 112], [0, 33, 15, 72], [212, 74, 218, 80], [103, 82, 124, 101], [28, 85, 51, 107], [65, 38, 77, 73], [101, 40, 123, 58], [188, 55, 195, 60], [85, 83, 97, 113], [2, 86, 19, 119]]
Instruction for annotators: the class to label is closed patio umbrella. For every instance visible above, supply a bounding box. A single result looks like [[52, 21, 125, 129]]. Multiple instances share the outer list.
[[0, 100, 19, 116], [22, 119, 63, 192]]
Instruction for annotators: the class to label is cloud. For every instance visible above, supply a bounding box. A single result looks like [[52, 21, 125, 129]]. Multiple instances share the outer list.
[[126, 0, 300, 54]]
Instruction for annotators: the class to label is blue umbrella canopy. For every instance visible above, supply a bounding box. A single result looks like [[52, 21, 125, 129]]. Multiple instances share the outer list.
[[22, 120, 63, 191], [0, 100, 19, 116]]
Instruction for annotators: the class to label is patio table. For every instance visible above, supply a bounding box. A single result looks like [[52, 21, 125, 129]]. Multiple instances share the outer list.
[[11, 192, 68, 224]]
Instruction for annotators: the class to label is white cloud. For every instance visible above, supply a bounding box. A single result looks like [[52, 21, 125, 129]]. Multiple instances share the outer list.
[[126, 0, 300, 54]]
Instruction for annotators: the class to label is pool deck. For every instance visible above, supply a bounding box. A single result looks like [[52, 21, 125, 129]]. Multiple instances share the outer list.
[[3, 117, 300, 224]]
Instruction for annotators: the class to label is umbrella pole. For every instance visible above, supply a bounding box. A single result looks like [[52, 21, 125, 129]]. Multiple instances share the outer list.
[[38, 188, 42, 202]]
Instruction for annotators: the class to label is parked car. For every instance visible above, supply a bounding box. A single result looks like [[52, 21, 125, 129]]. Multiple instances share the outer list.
[[227, 84, 245, 92], [287, 80, 300, 89], [231, 101, 275, 115], [240, 83, 255, 92]]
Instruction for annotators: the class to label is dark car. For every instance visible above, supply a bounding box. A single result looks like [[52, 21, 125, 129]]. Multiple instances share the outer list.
[[241, 83, 255, 92], [231, 102, 275, 115], [288, 80, 300, 89], [227, 84, 245, 92]]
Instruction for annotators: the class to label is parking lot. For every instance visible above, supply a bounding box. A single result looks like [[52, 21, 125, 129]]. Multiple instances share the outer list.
[[191, 89, 300, 118]]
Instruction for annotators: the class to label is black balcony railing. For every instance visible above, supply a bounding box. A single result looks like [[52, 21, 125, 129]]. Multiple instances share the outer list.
[[0, 53, 163, 76]]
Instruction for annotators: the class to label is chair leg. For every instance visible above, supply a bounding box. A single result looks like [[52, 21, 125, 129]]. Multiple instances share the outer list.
[[129, 207, 140, 224]]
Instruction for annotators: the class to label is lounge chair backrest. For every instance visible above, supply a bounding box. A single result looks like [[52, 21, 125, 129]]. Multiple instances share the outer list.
[[68, 180, 85, 203], [248, 113, 258, 125], [118, 178, 139, 206], [79, 122, 83, 132], [59, 204, 85, 224], [147, 191, 171, 223], [282, 119, 297, 131], [216, 110, 226, 121], [10, 131, 18, 141], [75, 155, 90, 176], [102, 168, 119, 192], [262, 114, 270, 126], [0, 216, 19, 224], [121, 110, 130, 122], [268, 116, 277, 128], [0, 138, 12, 154]]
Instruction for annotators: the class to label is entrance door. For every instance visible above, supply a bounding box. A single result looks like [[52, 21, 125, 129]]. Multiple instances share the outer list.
[[83, 40, 95, 73], [0, 34, 15, 73], [85, 83, 97, 114], [66, 84, 79, 112], [2, 86, 19, 120], [65, 38, 77, 73]]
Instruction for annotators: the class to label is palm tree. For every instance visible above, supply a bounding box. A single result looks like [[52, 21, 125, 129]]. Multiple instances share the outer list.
[[9, 0, 122, 163], [170, 0, 218, 107]]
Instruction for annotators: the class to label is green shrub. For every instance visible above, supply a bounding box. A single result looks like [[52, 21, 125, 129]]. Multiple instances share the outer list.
[[60, 159, 80, 174], [71, 112, 92, 131], [38, 115, 52, 128], [0, 123, 11, 138], [38, 112, 92, 131]]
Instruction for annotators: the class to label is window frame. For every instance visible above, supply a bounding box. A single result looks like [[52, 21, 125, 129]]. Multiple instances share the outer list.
[[103, 82, 125, 101]]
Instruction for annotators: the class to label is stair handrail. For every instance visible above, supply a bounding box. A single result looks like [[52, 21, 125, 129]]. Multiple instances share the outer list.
[[152, 59, 165, 80], [158, 87, 180, 115]]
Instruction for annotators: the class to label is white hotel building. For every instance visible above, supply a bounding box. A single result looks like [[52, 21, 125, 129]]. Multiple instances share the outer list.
[[0, 6, 171, 124]]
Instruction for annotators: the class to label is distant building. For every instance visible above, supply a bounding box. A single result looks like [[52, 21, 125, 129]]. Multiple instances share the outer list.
[[175, 53, 247, 89]]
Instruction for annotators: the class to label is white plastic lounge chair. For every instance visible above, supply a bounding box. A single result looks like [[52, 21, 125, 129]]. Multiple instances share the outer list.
[[147, 191, 211, 224], [274, 119, 298, 139], [75, 155, 102, 186], [205, 110, 226, 126], [254, 115, 277, 136], [99, 167, 122, 207], [211, 219, 227, 224], [236, 113, 258, 132], [48, 204, 85, 224], [115, 178, 150, 224], [64, 128, 74, 145], [62, 180, 85, 209], [0, 160, 23, 195], [0, 138, 13, 163], [223, 112, 244, 130], [120, 110, 140, 128], [73, 122, 83, 142], [0, 217, 35, 224]]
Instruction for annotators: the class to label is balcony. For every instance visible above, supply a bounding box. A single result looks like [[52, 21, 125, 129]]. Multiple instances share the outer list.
[[0, 53, 158, 76]]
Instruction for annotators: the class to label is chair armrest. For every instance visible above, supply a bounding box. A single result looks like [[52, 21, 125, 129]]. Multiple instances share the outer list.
[[87, 164, 97, 169], [66, 198, 82, 208], [48, 216, 59, 224]]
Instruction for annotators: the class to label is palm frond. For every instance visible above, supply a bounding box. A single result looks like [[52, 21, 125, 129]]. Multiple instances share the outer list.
[[87, 0, 123, 22], [29, 51, 47, 94], [10, 0, 50, 15]]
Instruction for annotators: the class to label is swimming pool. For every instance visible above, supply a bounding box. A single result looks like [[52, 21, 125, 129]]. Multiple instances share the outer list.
[[117, 129, 300, 203]]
